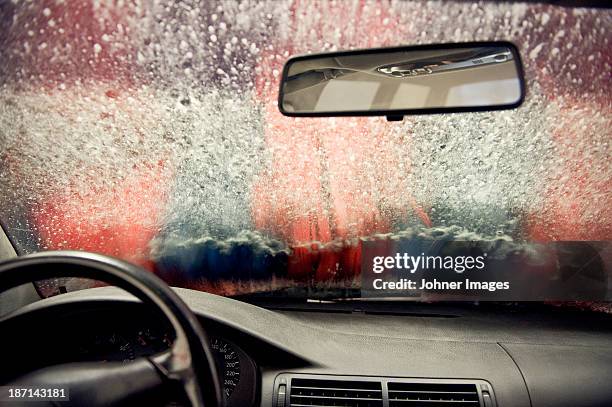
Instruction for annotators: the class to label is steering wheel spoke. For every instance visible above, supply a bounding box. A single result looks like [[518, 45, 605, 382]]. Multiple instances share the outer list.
[[150, 345, 202, 406], [7, 358, 164, 406]]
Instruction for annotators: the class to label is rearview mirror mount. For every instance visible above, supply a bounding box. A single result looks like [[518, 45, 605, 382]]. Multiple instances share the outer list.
[[278, 41, 525, 121]]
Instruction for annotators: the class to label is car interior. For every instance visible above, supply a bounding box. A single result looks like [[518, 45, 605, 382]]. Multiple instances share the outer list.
[[0, 1, 610, 407]]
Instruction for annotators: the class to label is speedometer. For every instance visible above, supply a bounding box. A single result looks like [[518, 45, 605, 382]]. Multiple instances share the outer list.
[[210, 337, 241, 398]]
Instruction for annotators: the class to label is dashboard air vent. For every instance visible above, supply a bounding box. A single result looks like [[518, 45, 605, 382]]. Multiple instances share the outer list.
[[289, 377, 383, 407], [388, 382, 480, 407], [273, 375, 494, 407]]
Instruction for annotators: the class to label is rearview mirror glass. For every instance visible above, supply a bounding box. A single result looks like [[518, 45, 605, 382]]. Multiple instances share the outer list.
[[279, 42, 525, 118]]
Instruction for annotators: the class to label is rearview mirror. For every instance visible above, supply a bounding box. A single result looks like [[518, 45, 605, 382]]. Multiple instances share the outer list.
[[278, 42, 525, 120]]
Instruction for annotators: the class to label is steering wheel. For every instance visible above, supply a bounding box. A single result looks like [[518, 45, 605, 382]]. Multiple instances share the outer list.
[[0, 251, 222, 407]]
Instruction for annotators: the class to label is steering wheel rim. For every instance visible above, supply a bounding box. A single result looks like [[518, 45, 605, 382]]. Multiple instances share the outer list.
[[0, 251, 222, 407]]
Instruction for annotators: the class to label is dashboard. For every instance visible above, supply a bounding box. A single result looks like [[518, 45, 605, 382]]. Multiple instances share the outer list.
[[2, 286, 612, 407], [0, 302, 259, 407], [70, 324, 256, 404], [67, 321, 253, 402]]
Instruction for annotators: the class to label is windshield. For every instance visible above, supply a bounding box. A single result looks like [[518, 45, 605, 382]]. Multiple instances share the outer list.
[[0, 1, 610, 304]]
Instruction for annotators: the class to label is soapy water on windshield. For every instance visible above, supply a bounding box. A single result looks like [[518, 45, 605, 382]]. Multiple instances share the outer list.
[[0, 1, 610, 298]]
